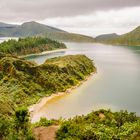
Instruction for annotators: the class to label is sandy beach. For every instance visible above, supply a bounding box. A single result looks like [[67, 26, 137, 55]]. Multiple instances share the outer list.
[[19, 48, 67, 58], [29, 72, 96, 121]]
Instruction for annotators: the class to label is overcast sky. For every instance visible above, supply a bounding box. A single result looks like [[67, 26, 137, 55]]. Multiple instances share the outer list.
[[1, 0, 140, 36]]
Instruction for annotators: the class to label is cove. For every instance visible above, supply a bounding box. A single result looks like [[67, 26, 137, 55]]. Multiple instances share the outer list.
[[26, 43, 140, 122]]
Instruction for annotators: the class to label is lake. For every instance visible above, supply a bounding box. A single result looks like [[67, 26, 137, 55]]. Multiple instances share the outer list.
[[0, 37, 18, 43], [1, 38, 139, 121], [26, 42, 140, 122]]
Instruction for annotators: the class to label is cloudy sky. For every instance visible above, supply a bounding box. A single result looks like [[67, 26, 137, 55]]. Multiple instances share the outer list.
[[1, 0, 140, 36]]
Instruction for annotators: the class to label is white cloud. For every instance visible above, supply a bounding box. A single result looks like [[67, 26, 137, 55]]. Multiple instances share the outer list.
[[0, 0, 140, 22], [39, 7, 140, 36]]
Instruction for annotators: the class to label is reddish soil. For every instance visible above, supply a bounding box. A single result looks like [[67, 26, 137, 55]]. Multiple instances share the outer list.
[[33, 125, 59, 140]]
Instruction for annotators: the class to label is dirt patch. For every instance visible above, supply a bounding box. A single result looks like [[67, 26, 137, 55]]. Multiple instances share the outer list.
[[99, 113, 105, 119], [33, 125, 59, 140]]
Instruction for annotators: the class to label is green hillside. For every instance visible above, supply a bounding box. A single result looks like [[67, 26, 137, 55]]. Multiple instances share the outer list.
[[95, 33, 119, 42], [57, 109, 140, 140], [111, 26, 140, 46], [0, 53, 95, 110], [97, 26, 140, 46], [0, 37, 66, 56], [0, 21, 95, 42], [43, 32, 95, 42], [0, 53, 95, 139], [0, 21, 66, 37]]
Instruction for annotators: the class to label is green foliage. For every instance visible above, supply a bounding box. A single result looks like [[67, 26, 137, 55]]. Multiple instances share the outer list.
[[14, 107, 29, 131], [0, 54, 95, 139], [0, 36, 66, 55], [0, 116, 10, 138], [34, 117, 54, 127], [0, 107, 34, 140], [0, 54, 95, 107], [8, 107, 34, 140], [114, 110, 137, 127], [56, 109, 140, 140], [99, 26, 140, 47]]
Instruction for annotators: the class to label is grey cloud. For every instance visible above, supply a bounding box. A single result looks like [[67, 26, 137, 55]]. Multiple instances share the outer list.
[[0, 0, 140, 22]]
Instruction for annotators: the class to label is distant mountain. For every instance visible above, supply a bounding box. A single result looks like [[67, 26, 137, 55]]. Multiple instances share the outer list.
[[111, 26, 140, 46], [95, 33, 119, 42], [0, 21, 66, 37], [97, 26, 140, 46], [0, 22, 17, 28], [0, 21, 95, 42], [43, 32, 95, 42]]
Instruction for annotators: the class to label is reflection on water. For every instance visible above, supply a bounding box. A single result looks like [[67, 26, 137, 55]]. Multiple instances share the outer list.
[[24, 43, 140, 121], [25, 51, 66, 64]]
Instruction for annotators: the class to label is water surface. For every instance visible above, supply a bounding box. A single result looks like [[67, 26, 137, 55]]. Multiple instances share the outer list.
[[0, 37, 18, 43], [23, 43, 140, 121]]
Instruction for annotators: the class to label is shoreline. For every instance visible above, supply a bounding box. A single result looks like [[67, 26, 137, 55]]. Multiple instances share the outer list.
[[29, 72, 96, 122], [19, 48, 67, 58]]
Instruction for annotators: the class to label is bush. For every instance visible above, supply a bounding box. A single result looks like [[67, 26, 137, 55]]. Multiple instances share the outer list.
[[56, 110, 140, 140], [34, 117, 54, 127], [0, 116, 10, 139]]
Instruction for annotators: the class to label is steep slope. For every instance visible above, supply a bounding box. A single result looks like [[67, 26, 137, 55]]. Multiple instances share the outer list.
[[12, 21, 67, 37], [0, 21, 66, 37], [56, 109, 140, 140], [0, 21, 95, 42], [112, 26, 140, 46], [44, 32, 95, 42], [0, 53, 96, 139], [98, 26, 140, 46], [0, 53, 96, 107]]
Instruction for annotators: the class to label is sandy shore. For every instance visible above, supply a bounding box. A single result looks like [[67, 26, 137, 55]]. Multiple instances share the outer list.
[[29, 72, 96, 120], [29, 92, 66, 118], [19, 48, 67, 58]]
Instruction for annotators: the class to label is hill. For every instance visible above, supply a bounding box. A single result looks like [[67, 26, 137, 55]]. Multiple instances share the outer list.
[[0, 54, 96, 139], [56, 109, 140, 140], [0, 21, 95, 42], [0, 37, 66, 56], [95, 33, 119, 42], [111, 26, 140, 46], [0, 21, 66, 37], [0, 22, 17, 28], [44, 32, 95, 42], [97, 26, 140, 46], [0, 53, 95, 111]]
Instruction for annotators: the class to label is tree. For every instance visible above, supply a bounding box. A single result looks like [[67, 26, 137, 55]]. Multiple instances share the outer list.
[[8, 107, 34, 140]]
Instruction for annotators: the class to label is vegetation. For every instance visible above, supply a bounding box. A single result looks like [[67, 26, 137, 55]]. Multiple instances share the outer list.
[[0, 36, 66, 56], [0, 21, 66, 37], [0, 21, 95, 42], [95, 33, 119, 42], [56, 109, 140, 140], [0, 52, 139, 139], [33, 117, 60, 128], [1, 107, 140, 140], [0, 107, 34, 140], [44, 32, 95, 42], [0, 53, 95, 110], [97, 26, 140, 47], [0, 53, 95, 139]]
